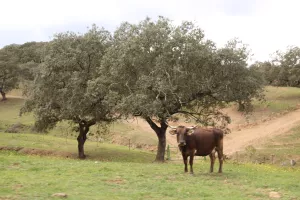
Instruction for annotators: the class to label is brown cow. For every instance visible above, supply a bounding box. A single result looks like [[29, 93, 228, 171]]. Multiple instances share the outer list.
[[169, 125, 224, 174]]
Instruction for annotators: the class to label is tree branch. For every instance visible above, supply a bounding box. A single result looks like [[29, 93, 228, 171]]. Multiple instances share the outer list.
[[145, 116, 160, 133]]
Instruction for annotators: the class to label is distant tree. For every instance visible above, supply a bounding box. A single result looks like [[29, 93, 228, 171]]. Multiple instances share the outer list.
[[263, 46, 300, 87], [280, 47, 300, 87], [216, 39, 265, 112], [98, 17, 264, 161], [0, 44, 20, 100], [249, 61, 279, 85], [21, 25, 119, 159]]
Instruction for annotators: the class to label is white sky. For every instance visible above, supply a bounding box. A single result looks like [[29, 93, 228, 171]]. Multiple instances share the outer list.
[[1, 0, 300, 63]]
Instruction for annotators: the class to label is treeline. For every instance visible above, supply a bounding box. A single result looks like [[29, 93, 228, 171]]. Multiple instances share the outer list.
[[250, 46, 300, 87], [1, 17, 265, 161]]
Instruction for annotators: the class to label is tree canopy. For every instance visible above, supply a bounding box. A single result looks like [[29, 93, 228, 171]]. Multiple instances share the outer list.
[[21, 25, 119, 158], [96, 17, 264, 161]]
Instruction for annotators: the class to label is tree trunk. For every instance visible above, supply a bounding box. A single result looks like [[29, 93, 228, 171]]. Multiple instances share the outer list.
[[77, 123, 90, 159], [156, 130, 167, 161], [145, 117, 168, 162], [0, 90, 7, 101]]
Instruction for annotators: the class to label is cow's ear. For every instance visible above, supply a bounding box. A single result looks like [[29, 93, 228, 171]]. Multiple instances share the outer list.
[[169, 129, 177, 135], [187, 129, 194, 135]]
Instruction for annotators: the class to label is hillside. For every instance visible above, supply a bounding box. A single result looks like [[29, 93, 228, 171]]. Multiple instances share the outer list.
[[1, 86, 300, 160]]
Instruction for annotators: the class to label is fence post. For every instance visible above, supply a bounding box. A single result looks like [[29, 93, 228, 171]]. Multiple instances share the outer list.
[[166, 145, 171, 160], [129, 139, 131, 151], [271, 154, 275, 164]]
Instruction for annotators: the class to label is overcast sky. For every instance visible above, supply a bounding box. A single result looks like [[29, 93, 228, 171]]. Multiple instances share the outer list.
[[1, 0, 299, 63]]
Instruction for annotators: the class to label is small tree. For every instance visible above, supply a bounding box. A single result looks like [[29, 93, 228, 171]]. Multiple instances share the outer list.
[[21, 25, 119, 159], [99, 17, 264, 161], [0, 45, 20, 100]]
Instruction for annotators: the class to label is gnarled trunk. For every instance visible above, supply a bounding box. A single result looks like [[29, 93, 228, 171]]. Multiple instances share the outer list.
[[145, 117, 168, 162], [156, 131, 166, 161], [76, 120, 95, 159], [0, 90, 7, 101]]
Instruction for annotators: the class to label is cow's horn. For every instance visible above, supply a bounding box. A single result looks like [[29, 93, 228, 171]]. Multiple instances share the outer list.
[[186, 126, 196, 129], [168, 125, 177, 129]]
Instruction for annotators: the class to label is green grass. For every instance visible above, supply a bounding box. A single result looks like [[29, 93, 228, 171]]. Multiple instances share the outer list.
[[253, 86, 300, 113], [1, 151, 300, 200], [0, 98, 34, 127], [0, 133, 155, 163]]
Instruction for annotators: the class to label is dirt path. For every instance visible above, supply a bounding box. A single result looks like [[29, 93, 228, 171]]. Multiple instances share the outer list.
[[125, 108, 300, 156], [224, 108, 300, 155], [5, 95, 25, 99]]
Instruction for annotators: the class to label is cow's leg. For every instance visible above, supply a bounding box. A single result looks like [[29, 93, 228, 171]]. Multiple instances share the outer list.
[[183, 155, 188, 173], [189, 151, 195, 174], [209, 151, 216, 173], [217, 140, 224, 173]]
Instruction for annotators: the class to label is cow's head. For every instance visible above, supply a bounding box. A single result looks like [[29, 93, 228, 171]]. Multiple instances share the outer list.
[[169, 125, 196, 146]]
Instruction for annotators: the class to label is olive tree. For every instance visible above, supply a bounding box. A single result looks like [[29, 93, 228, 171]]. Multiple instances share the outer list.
[[98, 17, 264, 161], [21, 25, 119, 159]]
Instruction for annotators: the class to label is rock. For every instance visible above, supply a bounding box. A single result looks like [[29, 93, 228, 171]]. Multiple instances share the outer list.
[[290, 159, 296, 166], [269, 191, 281, 199], [51, 193, 68, 198]]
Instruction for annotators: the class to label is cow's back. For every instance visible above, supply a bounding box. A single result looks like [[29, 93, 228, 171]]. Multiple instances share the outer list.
[[190, 128, 223, 156]]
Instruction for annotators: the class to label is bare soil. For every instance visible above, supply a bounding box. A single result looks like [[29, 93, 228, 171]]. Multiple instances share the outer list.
[[123, 108, 300, 156], [224, 108, 300, 155]]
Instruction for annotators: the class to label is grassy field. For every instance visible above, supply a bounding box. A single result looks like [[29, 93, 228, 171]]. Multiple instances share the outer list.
[[256, 86, 300, 112], [0, 98, 34, 128], [2, 87, 300, 199], [1, 150, 300, 200], [0, 133, 154, 163], [0, 96, 157, 147], [250, 86, 300, 119]]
